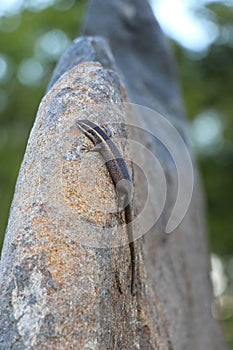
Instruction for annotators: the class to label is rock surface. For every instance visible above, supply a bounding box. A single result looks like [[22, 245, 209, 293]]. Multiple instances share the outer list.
[[0, 62, 141, 349], [0, 0, 228, 348]]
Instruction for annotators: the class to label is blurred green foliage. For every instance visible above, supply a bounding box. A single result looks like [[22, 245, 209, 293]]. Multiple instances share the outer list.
[[174, 2, 233, 346], [0, 0, 86, 247], [0, 0, 232, 346], [176, 40, 233, 255]]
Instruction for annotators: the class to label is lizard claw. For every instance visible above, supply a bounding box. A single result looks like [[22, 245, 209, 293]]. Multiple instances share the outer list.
[[81, 143, 91, 152], [100, 123, 112, 138]]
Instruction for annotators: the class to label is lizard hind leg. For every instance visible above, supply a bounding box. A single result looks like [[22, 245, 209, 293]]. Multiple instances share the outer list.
[[116, 179, 132, 210], [117, 192, 126, 213]]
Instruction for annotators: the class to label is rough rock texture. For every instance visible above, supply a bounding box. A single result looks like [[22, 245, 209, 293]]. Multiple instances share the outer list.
[[0, 62, 142, 349]]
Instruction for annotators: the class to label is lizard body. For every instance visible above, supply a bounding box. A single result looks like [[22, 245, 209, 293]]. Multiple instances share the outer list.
[[76, 119, 135, 294]]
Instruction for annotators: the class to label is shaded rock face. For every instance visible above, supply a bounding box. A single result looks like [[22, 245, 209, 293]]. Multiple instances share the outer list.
[[47, 36, 117, 92], [82, 0, 185, 120]]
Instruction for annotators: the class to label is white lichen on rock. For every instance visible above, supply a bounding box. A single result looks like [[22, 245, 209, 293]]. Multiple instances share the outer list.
[[12, 267, 48, 348]]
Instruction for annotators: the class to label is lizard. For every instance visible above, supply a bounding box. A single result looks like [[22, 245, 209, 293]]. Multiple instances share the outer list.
[[76, 119, 136, 295]]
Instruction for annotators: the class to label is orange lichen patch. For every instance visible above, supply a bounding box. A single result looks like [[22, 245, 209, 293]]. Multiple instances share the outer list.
[[45, 243, 75, 285], [65, 186, 78, 196], [59, 150, 118, 229], [29, 216, 88, 285]]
